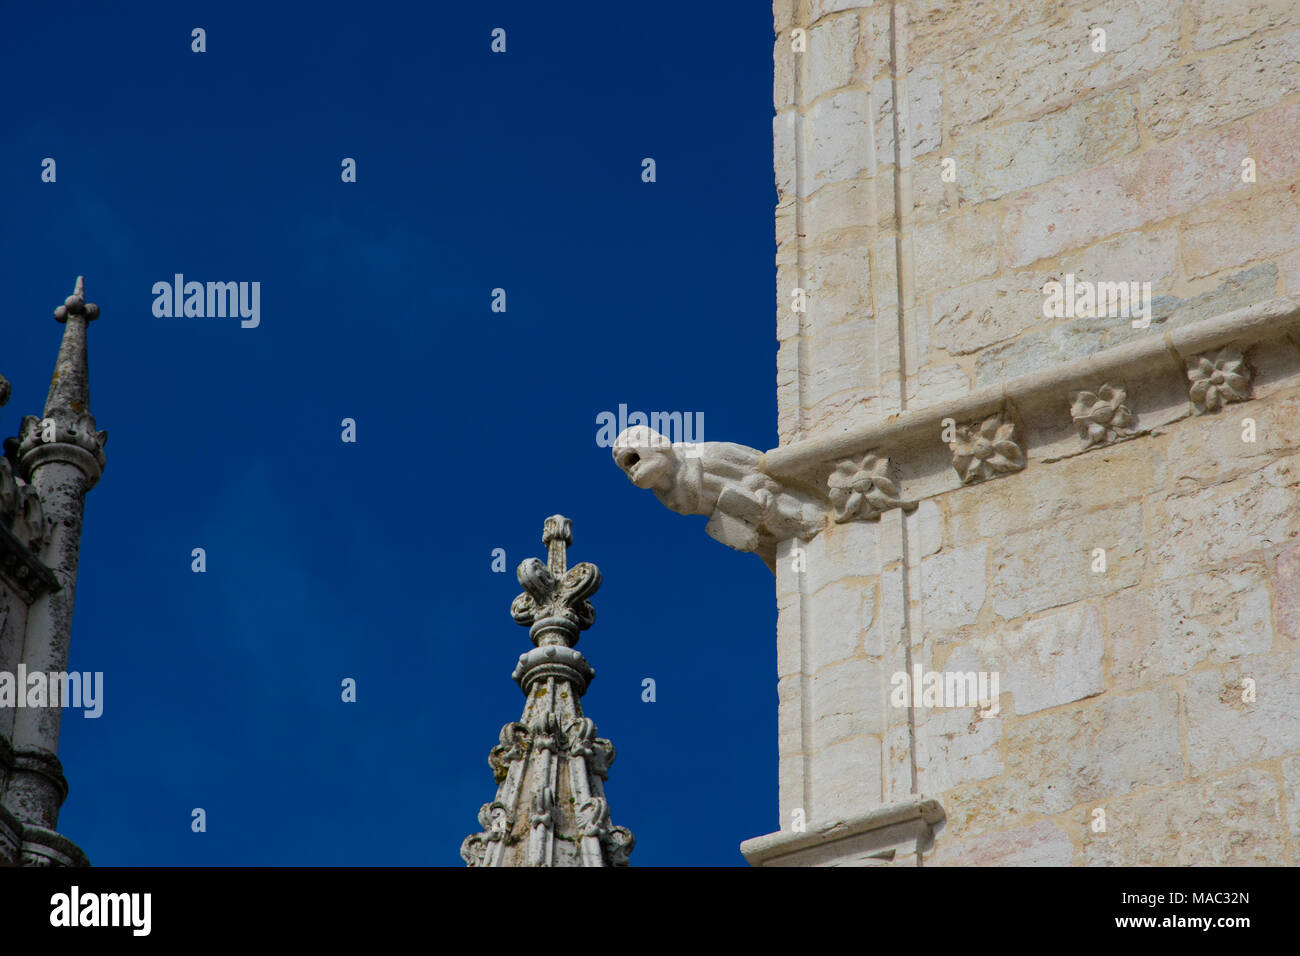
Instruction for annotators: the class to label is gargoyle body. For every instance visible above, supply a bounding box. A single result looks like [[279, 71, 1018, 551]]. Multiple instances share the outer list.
[[611, 425, 823, 570]]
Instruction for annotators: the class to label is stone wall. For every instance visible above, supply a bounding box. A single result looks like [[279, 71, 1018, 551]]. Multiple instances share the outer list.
[[759, 0, 1300, 865]]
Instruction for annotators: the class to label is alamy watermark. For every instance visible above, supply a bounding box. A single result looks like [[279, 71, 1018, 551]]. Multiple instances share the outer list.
[[152, 274, 260, 328], [0, 666, 103, 718], [1042, 273, 1152, 329], [595, 404, 704, 457], [50, 886, 150, 936], [890, 665, 999, 717]]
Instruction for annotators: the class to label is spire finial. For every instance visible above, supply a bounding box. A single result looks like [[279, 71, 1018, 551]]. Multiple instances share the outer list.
[[542, 514, 571, 576], [461, 513, 634, 867], [510, 514, 600, 650], [10, 276, 107, 486], [53, 276, 99, 324]]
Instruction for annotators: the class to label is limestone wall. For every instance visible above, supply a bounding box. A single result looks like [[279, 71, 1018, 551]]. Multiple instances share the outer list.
[[764, 0, 1300, 865]]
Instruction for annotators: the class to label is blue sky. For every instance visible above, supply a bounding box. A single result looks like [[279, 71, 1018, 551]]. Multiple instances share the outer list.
[[1, 1, 781, 865]]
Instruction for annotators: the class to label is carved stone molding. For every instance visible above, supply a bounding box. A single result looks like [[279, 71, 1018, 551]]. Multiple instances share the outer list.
[[1186, 345, 1252, 414], [764, 295, 1300, 485], [1069, 383, 1136, 449], [948, 411, 1025, 485], [610, 298, 1300, 566], [741, 797, 946, 867]]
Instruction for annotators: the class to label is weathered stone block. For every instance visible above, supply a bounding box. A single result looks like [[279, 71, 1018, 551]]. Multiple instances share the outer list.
[[932, 819, 1074, 866], [1010, 688, 1183, 813], [1182, 186, 1300, 280], [1142, 30, 1300, 140], [952, 88, 1140, 205], [773, 111, 796, 201], [913, 205, 1000, 295], [1107, 566, 1274, 691], [804, 244, 874, 331], [1001, 100, 1300, 267], [1082, 768, 1286, 865], [778, 674, 804, 755], [774, 37, 795, 111], [810, 0, 864, 22], [807, 316, 876, 406], [811, 658, 882, 748], [1185, 651, 1300, 774], [920, 543, 987, 631], [805, 90, 875, 195], [972, 265, 1277, 386], [944, 0, 1179, 138], [808, 577, 877, 670], [807, 13, 861, 99], [1274, 543, 1300, 642], [1188, 0, 1300, 50], [1161, 392, 1300, 489], [1283, 755, 1300, 846], [802, 179, 877, 243], [1147, 455, 1300, 581], [810, 735, 883, 821], [991, 502, 1144, 620], [873, 63, 943, 164], [913, 706, 1004, 793], [906, 0, 1067, 67], [965, 602, 1105, 715]]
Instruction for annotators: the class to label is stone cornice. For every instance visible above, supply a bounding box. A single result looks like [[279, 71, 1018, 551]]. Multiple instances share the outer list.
[[610, 295, 1300, 566], [763, 295, 1300, 484], [18, 823, 90, 867], [741, 798, 945, 866]]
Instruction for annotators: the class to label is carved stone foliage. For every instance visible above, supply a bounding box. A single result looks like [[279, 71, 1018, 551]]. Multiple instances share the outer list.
[[577, 796, 634, 866], [611, 425, 825, 569], [463, 711, 627, 867], [460, 799, 513, 867], [464, 522, 631, 869], [828, 453, 902, 522], [488, 722, 528, 783], [948, 411, 1025, 484], [1069, 383, 1135, 449], [566, 716, 614, 779], [1187, 345, 1251, 413], [509, 516, 600, 642]]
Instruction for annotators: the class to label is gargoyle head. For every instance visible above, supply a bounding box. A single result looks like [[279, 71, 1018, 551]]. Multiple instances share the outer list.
[[611, 426, 675, 491]]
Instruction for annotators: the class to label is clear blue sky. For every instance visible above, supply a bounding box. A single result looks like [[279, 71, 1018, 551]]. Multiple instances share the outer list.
[[1, 0, 781, 865]]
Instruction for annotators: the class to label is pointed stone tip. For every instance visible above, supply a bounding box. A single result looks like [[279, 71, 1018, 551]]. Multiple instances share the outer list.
[[543, 515, 573, 546], [54, 275, 98, 323]]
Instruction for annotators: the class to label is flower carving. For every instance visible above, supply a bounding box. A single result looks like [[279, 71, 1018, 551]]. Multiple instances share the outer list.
[[949, 413, 1025, 484], [1187, 346, 1251, 413], [1069, 383, 1135, 448], [827, 453, 901, 522]]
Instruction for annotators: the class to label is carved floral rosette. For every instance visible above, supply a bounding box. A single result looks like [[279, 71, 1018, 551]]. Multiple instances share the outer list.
[[948, 411, 1025, 485], [827, 453, 904, 522], [1186, 346, 1252, 414], [1069, 383, 1136, 449]]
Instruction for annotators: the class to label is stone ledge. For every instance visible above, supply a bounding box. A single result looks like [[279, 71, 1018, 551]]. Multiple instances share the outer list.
[[19, 823, 90, 867], [741, 797, 945, 866], [763, 294, 1300, 483]]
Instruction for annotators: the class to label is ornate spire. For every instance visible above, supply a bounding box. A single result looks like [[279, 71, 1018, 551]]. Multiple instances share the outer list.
[[9, 277, 107, 486], [461, 515, 634, 867]]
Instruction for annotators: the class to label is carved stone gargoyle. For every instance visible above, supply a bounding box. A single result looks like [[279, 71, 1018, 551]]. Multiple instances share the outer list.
[[611, 425, 824, 571]]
